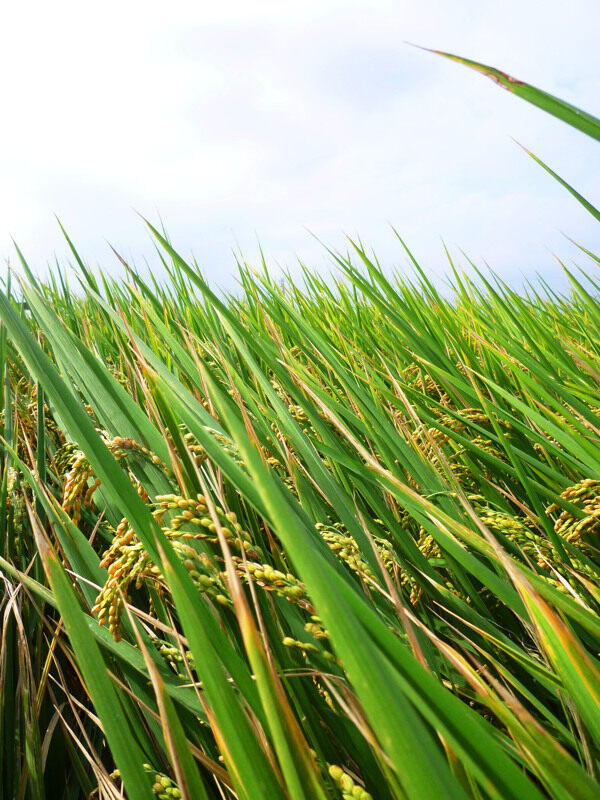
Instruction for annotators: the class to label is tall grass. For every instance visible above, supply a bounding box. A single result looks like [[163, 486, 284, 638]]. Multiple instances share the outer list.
[[1, 56, 600, 799]]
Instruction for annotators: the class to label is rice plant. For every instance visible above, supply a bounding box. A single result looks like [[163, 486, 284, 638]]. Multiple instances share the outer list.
[[1, 56, 600, 800]]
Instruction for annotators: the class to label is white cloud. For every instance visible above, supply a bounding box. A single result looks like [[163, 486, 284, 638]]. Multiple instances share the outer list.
[[1, 0, 599, 290]]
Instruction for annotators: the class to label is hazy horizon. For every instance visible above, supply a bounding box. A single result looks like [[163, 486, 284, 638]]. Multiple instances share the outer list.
[[1, 1, 599, 291]]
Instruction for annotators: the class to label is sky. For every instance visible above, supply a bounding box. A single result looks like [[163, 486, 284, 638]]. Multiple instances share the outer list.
[[1, 0, 599, 292]]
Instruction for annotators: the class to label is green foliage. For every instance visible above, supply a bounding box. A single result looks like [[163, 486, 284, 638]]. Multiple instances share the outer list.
[[1, 57, 600, 800]]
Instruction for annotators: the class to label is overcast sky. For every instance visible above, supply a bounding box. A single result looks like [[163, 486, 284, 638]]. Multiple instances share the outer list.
[[1, 0, 599, 291]]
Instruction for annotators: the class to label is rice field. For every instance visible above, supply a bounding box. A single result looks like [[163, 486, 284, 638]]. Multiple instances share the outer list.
[[1, 56, 600, 800]]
